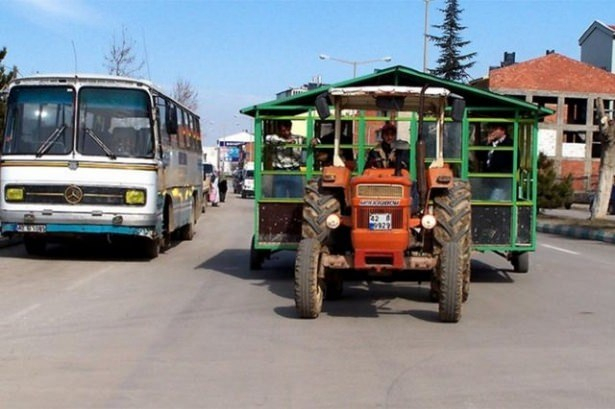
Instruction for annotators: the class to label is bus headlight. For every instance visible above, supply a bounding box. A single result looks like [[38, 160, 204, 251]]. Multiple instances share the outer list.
[[6, 187, 25, 202], [125, 189, 146, 205]]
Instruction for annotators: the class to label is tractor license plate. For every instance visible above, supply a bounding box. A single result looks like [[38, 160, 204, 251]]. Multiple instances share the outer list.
[[16, 224, 46, 233], [369, 213, 392, 230]]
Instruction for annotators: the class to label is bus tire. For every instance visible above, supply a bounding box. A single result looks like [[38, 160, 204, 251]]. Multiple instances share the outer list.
[[180, 197, 196, 241], [302, 179, 340, 243], [294, 238, 324, 318], [24, 235, 46, 256], [160, 199, 172, 252], [143, 237, 160, 259]]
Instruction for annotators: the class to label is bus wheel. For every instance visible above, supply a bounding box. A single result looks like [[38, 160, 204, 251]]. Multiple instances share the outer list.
[[180, 198, 196, 241], [24, 235, 46, 256], [142, 237, 160, 259]]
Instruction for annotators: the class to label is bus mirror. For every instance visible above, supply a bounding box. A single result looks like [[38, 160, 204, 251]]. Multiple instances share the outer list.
[[450, 97, 465, 122], [315, 93, 331, 119]]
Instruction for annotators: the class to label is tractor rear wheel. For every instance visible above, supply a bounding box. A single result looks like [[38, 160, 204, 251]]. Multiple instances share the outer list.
[[294, 238, 324, 318], [433, 180, 472, 322], [302, 179, 340, 243]]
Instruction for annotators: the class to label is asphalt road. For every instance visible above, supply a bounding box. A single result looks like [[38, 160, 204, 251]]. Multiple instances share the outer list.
[[1, 194, 614, 408]]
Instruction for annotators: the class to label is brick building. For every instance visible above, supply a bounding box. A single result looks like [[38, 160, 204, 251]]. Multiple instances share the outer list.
[[472, 51, 615, 198]]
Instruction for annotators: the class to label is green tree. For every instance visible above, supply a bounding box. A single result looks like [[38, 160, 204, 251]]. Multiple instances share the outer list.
[[1, 47, 18, 132], [537, 152, 573, 210], [429, 0, 477, 82]]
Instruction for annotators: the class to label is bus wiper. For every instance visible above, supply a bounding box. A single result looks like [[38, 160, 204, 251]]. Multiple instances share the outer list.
[[85, 128, 116, 159], [35, 124, 67, 157]]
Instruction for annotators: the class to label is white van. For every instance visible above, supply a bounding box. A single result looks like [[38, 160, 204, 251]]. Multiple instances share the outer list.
[[241, 162, 255, 199]]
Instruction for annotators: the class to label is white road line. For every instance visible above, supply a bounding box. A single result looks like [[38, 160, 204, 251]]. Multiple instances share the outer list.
[[2, 303, 41, 324], [541, 243, 580, 255], [65, 265, 113, 291]]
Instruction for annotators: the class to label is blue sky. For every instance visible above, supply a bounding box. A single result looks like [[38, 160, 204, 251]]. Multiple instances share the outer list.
[[1, 0, 614, 146]]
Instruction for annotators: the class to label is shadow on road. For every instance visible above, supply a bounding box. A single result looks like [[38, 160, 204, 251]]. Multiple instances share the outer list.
[[0, 236, 179, 262], [198, 248, 516, 322]]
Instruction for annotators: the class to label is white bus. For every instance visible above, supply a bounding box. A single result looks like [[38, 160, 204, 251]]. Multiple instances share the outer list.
[[0, 74, 203, 258]]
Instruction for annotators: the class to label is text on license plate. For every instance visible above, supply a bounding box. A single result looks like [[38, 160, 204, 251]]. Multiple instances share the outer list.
[[368, 213, 392, 230], [16, 224, 47, 233]]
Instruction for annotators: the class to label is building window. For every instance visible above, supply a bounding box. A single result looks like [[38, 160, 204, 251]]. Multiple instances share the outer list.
[[532, 95, 558, 124], [564, 98, 587, 125], [563, 131, 586, 143], [592, 131, 603, 158], [594, 99, 615, 124]]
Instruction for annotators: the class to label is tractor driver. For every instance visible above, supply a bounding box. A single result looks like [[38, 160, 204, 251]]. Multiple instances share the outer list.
[[365, 122, 407, 169]]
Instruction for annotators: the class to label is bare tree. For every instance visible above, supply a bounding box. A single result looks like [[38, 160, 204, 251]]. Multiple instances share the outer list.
[[1, 47, 18, 132], [172, 78, 199, 110], [104, 26, 144, 77], [590, 97, 615, 219]]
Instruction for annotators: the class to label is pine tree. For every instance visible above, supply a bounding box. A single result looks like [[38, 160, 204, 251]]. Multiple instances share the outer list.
[[537, 153, 573, 210], [429, 0, 477, 82], [1, 47, 19, 132]]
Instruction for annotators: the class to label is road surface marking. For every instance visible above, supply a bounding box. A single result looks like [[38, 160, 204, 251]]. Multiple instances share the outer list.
[[2, 303, 41, 324], [541, 243, 580, 255], [65, 265, 113, 291]]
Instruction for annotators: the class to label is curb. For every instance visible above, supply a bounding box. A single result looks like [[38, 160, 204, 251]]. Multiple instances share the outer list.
[[537, 222, 615, 244]]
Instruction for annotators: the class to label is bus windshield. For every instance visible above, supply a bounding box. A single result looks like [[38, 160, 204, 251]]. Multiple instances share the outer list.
[[77, 87, 154, 158], [2, 86, 74, 155]]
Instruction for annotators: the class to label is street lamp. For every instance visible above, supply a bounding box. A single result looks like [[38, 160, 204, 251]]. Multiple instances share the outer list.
[[319, 54, 392, 78]]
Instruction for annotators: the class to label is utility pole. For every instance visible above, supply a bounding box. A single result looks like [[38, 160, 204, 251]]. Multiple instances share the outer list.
[[423, 0, 431, 73]]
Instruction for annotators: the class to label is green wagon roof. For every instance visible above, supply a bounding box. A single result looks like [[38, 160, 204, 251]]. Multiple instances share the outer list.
[[240, 65, 553, 118]]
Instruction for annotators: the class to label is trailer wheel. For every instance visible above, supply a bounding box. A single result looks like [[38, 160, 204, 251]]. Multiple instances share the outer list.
[[302, 179, 340, 243], [24, 235, 46, 256], [433, 180, 472, 322], [511, 251, 529, 273], [249, 235, 267, 270], [294, 238, 324, 318], [325, 269, 344, 300]]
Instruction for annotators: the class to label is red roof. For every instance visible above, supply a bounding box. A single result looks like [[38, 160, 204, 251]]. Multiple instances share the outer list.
[[488, 53, 615, 94]]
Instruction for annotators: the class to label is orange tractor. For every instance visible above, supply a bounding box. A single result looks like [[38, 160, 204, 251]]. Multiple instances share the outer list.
[[294, 86, 471, 322]]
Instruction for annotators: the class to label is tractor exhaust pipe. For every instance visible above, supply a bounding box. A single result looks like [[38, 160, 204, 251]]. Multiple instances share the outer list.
[[416, 84, 429, 212]]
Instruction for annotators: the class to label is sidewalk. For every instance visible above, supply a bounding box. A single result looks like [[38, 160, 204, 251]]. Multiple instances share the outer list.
[[537, 204, 615, 244]]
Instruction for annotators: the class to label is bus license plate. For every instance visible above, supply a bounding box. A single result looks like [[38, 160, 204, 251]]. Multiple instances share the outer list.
[[369, 213, 392, 230], [16, 224, 46, 233]]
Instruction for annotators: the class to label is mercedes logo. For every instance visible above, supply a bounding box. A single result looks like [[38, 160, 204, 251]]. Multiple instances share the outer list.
[[64, 185, 84, 204]]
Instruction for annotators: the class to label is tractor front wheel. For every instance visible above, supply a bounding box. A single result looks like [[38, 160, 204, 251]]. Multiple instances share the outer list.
[[294, 238, 324, 318], [433, 180, 472, 322]]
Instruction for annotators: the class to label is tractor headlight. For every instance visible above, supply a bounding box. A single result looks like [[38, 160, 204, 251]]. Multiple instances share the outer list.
[[326, 214, 341, 229], [125, 189, 146, 205], [421, 214, 437, 229], [5, 187, 25, 202]]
